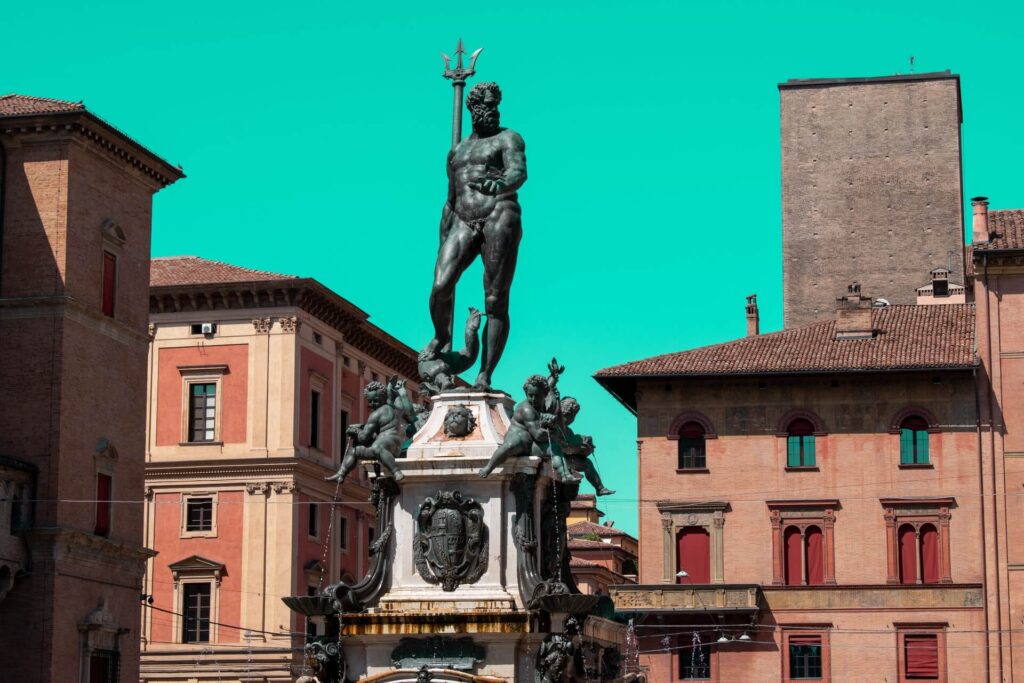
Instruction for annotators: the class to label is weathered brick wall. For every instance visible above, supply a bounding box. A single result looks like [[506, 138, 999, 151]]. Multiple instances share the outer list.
[[781, 75, 965, 328]]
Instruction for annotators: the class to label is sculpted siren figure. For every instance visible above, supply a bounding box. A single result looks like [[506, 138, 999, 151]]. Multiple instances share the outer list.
[[422, 82, 527, 390]]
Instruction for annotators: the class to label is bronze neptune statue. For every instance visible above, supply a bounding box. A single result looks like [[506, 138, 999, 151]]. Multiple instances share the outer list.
[[421, 82, 527, 391]]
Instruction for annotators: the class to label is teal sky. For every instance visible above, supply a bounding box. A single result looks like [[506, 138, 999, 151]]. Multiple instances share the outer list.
[[5, 0, 1022, 535]]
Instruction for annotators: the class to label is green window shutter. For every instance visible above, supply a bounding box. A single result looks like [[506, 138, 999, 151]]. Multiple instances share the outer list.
[[804, 436, 816, 466], [787, 437, 801, 467], [900, 428, 914, 465], [917, 431, 929, 464]]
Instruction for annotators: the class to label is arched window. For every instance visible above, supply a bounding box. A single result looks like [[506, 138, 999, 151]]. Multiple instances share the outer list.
[[786, 418, 816, 468], [805, 526, 824, 585], [783, 525, 826, 586], [899, 524, 917, 584], [920, 524, 939, 584], [900, 416, 930, 465], [676, 527, 711, 584], [677, 422, 706, 470], [784, 526, 802, 586]]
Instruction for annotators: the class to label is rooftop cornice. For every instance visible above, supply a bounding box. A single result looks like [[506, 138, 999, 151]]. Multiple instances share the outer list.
[[0, 110, 183, 188], [150, 278, 418, 378]]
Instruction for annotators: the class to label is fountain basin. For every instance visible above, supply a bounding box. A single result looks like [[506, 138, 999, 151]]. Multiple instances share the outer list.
[[282, 594, 336, 617]]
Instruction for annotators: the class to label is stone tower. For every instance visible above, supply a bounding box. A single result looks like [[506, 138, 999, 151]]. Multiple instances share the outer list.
[[779, 72, 965, 328], [0, 95, 181, 682]]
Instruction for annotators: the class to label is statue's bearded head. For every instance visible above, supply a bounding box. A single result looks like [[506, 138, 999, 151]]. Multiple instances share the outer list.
[[467, 82, 502, 134]]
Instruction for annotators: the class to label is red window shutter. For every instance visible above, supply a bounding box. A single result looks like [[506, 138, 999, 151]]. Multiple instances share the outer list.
[[905, 634, 939, 678], [677, 527, 710, 583], [784, 526, 802, 585], [805, 526, 824, 585], [899, 524, 917, 584], [920, 524, 940, 584], [101, 251, 116, 317], [94, 473, 112, 536]]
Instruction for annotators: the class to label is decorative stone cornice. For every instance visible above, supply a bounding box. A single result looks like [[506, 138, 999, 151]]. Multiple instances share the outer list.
[[245, 482, 269, 496], [0, 113, 183, 188], [280, 316, 300, 334]]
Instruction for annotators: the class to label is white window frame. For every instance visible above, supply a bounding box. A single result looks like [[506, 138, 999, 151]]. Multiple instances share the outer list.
[[180, 492, 219, 538], [172, 576, 220, 645], [178, 365, 227, 445]]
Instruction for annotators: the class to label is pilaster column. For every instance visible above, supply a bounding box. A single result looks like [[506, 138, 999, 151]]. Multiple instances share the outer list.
[[240, 482, 269, 639], [823, 509, 837, 585], [770, 511, 784, 586], [884, 508, 899, 584], [938, 509, 953, 583], [662, 517, 673, 584], [711, 514, 725, 584]]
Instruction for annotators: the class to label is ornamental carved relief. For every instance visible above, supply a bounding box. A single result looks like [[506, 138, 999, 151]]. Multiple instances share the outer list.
[[442, 404, 476, 438], [279, 316, 301, 334], [414, 491, 488, 591], [252, 317, 272, 334]]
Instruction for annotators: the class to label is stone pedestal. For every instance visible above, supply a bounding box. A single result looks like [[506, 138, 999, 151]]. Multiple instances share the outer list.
[[302, 391, 626, 682]]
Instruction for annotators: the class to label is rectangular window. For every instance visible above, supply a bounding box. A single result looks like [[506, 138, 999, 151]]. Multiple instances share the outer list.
[[679, 643, 712, 679], [186, 498, 213, 532], [89, 650, 119, 683], [189, 383, 217, 442], [308, 501, 319, 538], [678, 437, 706, 469], [338, 516, 349, 551], [900, 429, 930, 465], [182, 583, 211, 643], [788, 635, 823, 679], [787, 435, 816, 467], [94, 473, 112, 537], [904, 634, 940, 679], [101, 251, 116, 317], [310, 390, 321, 449]]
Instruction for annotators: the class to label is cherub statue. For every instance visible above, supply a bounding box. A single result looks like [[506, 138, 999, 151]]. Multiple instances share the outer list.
[[418, 307, 481, 394], [326, 378, 406, 484], [555, 397, 614, 496], [477, 364, 574, 481], [535, 633, 574, 683]]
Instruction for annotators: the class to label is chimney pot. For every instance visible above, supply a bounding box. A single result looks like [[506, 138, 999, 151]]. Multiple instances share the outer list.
[[972, 196, 990, 243], [745, 294, 759, 336], [835, 283, 874, 339]]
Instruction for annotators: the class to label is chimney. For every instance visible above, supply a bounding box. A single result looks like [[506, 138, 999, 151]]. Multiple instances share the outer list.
[[835, 283, 874, 340], [931, 267, 950, 297], [745, 294, 759, 336], [972, 196, 990, 243]]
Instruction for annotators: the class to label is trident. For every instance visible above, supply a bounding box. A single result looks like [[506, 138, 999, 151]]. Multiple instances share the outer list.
[[441, 38, 483, 149]]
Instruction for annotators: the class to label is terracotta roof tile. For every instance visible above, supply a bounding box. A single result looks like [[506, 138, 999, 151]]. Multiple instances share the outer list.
[[151, 256, 297, 287], [596, 304, 975, 378], [974, 210, 1024, 252], [567, 520, 626, 538], [0, 94, 85, 116], [569, 556, 604, 569], [568, 538, 609, 550]]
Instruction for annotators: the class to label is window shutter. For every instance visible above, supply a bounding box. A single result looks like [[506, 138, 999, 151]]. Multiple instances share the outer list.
[[917, 431, 930, 464], [101, 251, 116, 317], [787, 437, 801, 467], [904, 634, 939, 678], [94, 473, 112, 537], [900, 428, 914, 464], [804, 436, 816, 466]]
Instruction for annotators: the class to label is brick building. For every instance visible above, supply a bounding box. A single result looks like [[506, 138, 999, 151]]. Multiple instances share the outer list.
[[0, 95, 182, 681], [140, 256, 420, 682], [567, 495, 638, 596], [781, 72, 966, 328], [591, 70, 1024, 682]]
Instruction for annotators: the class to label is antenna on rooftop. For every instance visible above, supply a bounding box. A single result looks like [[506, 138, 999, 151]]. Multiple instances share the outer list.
[[909, 56, 915, 73]]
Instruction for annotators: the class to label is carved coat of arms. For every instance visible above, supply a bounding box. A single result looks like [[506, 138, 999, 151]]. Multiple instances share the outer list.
[[414, 490, 488, 591]]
